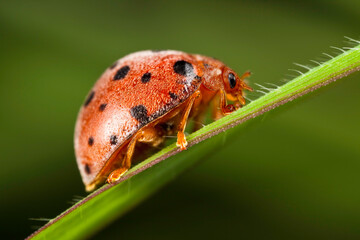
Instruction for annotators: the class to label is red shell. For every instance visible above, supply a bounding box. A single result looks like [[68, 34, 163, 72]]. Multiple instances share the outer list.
[[74, 50, 204, 186]]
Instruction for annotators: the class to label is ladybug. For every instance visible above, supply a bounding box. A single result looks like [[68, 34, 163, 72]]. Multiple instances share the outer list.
[[74, 50, 252, 191]]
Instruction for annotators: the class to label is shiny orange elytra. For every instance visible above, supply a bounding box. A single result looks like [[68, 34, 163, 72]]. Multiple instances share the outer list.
[[74, 50, 252, 191]]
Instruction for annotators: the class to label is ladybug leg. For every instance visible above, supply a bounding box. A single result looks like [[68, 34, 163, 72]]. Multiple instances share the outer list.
[[106, 168, 129, 184], [107, 127, 164, 184], [212, 101, 223, 120], [209, 94, 224, 120], [176, 90, 201, 150], [219, 89, 236, 115], [107, 134, 139, 184]]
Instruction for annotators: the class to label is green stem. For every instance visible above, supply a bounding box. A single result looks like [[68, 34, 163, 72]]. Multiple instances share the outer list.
[[27, 43, 360, 240]]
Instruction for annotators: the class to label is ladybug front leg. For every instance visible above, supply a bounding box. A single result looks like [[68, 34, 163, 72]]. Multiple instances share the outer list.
[[107, 127, 164, 184], [176, 90, 201, 150], [219, 89, 236, 115], [212, 96, 223, 120]]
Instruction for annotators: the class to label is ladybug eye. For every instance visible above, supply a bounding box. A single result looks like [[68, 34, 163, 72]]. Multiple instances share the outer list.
[[228, 73, 236, 89]]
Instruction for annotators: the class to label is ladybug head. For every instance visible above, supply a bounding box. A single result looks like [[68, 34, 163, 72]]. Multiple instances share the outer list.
[[222, 68, 252, 105]]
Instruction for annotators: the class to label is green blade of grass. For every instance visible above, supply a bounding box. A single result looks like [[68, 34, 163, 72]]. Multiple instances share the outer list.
[[27, 42, 360, 240]]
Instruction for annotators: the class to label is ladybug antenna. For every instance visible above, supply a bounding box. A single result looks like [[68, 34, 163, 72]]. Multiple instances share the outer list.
[[242, 82, 253, 91], [239, 71, 253, 91]]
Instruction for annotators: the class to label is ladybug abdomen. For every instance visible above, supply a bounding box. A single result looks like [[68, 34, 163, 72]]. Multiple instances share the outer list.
[[74, 50, 203, 186]]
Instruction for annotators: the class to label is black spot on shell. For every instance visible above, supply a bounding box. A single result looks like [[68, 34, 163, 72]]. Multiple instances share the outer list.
[[173, 60, 195, 77], [141, 72, 151, 83], [113, 65, 130, 80], [130, 105, 149, 124], [195, 75, 201, 80], [204, 63, 210, 68], [99, 103, 107, 111], [84, 91, 95, 107], [110, 135, 118, 145], [85, 164, 91, 174], [109, 61, 118, 69], [169, 92, 178, 100], [88, 137, 94, 146]]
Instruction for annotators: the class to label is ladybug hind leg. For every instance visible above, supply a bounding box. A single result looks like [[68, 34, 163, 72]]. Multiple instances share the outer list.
[[176, 90, 201, 150], [107, 127, 164, 184]]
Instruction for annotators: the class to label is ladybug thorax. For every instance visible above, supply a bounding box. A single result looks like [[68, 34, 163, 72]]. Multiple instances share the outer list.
[[194, 55, 226, 91]]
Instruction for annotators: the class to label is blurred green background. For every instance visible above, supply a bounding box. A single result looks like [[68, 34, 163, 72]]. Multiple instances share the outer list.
[[1, 0, 360, 239]]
